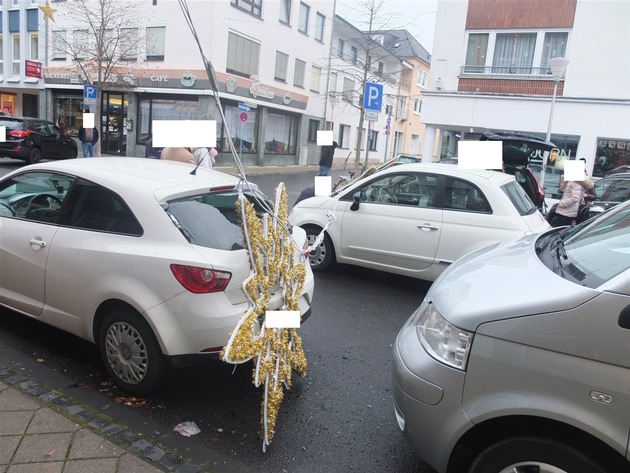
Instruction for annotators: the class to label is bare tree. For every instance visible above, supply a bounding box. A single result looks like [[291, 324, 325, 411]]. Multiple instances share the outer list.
[[55, 0, 145, 154], [331, 0, 403, 172]]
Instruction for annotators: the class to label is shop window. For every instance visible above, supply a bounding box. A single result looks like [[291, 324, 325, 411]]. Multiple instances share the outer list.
[[215, 102, 258, 154], [227, 31, 260, 78], [594, 138, 630, 177], [136, 95, 200, 145], [307, 120, 319, 142], [265, 111, 297, 154]]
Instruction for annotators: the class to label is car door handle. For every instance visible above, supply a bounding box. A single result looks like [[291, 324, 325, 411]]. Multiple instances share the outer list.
[[417, 224, 438, 231], [29, 238, 47, 248]]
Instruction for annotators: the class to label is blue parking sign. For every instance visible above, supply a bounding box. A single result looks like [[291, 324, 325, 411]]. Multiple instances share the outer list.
[[84, 85, 97, 100], [363, 82, 383, 111]]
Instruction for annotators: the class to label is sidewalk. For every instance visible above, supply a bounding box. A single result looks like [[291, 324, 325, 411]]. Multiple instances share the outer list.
[[0, 367, 198, 473]]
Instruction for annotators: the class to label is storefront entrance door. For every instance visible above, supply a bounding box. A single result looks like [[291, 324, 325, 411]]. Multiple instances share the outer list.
[[101, 92, 127, 155]]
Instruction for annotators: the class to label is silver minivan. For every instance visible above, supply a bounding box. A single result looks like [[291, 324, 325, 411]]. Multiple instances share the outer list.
[[392, 200, 630, 473]]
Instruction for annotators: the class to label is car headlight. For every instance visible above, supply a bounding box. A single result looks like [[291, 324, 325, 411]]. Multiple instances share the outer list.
[[413, 301, 473, 370]]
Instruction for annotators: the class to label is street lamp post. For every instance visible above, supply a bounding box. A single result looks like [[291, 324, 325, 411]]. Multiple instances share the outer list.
[[541, 57, 570, 189]]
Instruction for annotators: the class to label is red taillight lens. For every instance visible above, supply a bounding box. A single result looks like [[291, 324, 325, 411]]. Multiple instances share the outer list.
[[9, 130, 31, 138], [170, 264, 231, 294]]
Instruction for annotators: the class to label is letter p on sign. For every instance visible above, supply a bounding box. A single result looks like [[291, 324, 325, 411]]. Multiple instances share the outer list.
[[363, 82, 383, 111]]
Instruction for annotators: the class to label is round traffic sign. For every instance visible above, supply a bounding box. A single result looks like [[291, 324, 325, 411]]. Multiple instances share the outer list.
[[240, 112, 248, 122]]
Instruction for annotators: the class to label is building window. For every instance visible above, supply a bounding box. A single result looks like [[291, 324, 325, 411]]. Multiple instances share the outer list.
[[227, 31, 260, 78], [11, 34, 20, 76], [280, 0, 291, 24], [339, 124, 351, 148], [74, 30, 88, 60], [397, 96, 408, 120], [413, 98, 422, 115], [377, 61, 384, 75], [265, 110, 298, 154], [293, 58, 306, 87], [121, 28, 138, 61], [350, 46, 358, 65], [417, 70, 428, 88], [216, 102, 258, 153], [541, 32, 568, 69], [146, 26, 166, 61], [330, 71, 337, 92], [463, 31, 568, 76], [29, 33, 38, 60], [275, 51, 288, 81], [342, 77, 355, 103], [464, 33, 488, 73], [0, 36, 3, 76], [52, 30, 66, 60], [315, 12, 325, 42], [336, 38, 344, 57], [368, 130, 378, 151], [493, 32, 536, 74], [137, 95, 200, 144], [307, 119, 319, 142], [298, 2, 310, 34], [231, 0, 262, 18], [310, 65, 321, 92]]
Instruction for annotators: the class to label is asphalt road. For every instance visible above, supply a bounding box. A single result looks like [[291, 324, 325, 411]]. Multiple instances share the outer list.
[[0, 160, 437, 473]]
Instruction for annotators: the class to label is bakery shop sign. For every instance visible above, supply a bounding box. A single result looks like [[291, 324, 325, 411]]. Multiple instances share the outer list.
[[249, 76, 274, 100]]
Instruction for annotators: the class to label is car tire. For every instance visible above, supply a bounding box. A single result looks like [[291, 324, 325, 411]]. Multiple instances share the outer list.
[[27, 147, 42, 165], [67, 147, 78, 160], [303, 225, 335, 272], [98, 308, 167, 396], [469, 436, 609, 473]]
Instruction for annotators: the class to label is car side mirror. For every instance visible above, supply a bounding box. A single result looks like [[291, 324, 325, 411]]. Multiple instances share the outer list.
[[350, 192, 361, 211]]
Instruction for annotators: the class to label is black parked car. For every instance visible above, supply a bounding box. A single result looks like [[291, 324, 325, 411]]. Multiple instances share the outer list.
[[0, 117, 78, 164]]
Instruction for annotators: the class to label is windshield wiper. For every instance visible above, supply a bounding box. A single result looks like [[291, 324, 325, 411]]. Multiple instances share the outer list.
[[551, 235, 568, 274]]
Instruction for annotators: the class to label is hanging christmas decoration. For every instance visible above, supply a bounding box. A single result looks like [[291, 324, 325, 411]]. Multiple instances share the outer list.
[[222, 183, 307, 452]]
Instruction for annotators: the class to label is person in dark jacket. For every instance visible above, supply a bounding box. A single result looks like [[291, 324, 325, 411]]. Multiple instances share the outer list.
[[78, 126, 99, 158], [317, 141, 338, 176]]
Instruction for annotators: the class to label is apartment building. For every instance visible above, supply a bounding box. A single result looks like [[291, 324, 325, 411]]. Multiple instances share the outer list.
[[34, 0, 335, 165], [328, 15, 432, 167], [421, 0, 630, 193], [0, 0, 43, 117]]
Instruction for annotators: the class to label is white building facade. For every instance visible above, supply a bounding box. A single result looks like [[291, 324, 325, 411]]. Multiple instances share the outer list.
[[421, 0, 630, 195], [37, 0, 336, 165]]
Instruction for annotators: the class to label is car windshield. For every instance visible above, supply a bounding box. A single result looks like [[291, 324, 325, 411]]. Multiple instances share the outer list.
[[560, 203, 630, 286], [164, 190, 271, 251], [501, 180, 537, 215]]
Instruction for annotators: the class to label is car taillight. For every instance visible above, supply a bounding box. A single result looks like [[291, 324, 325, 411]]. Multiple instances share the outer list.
[[9, 130, 31, 138], [170, 264, 231, 294]]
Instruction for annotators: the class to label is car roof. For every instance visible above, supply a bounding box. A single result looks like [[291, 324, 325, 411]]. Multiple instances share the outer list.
[[10, 158, 242, 199], [371, 162, 511, 183], [601, 172, 630, 180]]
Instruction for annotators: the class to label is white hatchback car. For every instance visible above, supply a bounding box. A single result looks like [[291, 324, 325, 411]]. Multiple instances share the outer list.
[[290, 163, 550, 281], [0, 158, 314, 395]]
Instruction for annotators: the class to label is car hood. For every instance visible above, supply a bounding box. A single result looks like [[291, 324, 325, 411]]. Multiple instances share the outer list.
[[426, 233, 599, 331], [292, 195, 332, 210]]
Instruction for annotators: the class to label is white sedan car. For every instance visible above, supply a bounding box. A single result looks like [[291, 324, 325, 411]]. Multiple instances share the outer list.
[[0, 158, 314, 395], [290, 163, 550, 281]]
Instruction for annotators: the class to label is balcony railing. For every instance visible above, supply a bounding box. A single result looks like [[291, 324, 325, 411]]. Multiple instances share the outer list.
[[461, 65, 554, 77]]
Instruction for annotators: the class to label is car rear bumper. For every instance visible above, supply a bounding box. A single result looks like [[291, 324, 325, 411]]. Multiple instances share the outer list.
[[145, 269, 315, 357]]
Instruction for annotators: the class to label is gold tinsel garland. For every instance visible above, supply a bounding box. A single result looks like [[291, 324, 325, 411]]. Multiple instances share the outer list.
[[221, 184, 307, 452]]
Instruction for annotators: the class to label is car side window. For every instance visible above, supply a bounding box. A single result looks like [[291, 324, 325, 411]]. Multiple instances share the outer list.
[[359, 172, 439, 207], [607, 181, 630, 202], [443, 177, 491, 213], [60, 182, 143, 235], [0, 172, 75, 223]]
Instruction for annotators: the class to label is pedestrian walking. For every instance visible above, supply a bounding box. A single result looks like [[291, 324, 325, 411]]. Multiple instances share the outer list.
[[317, 141, 338, 176], [550, 166, 594, 227], [78, 126, 99, 158]]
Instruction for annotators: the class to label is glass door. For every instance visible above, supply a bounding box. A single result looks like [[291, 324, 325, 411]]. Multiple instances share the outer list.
[[101, 92, 127, 155]]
